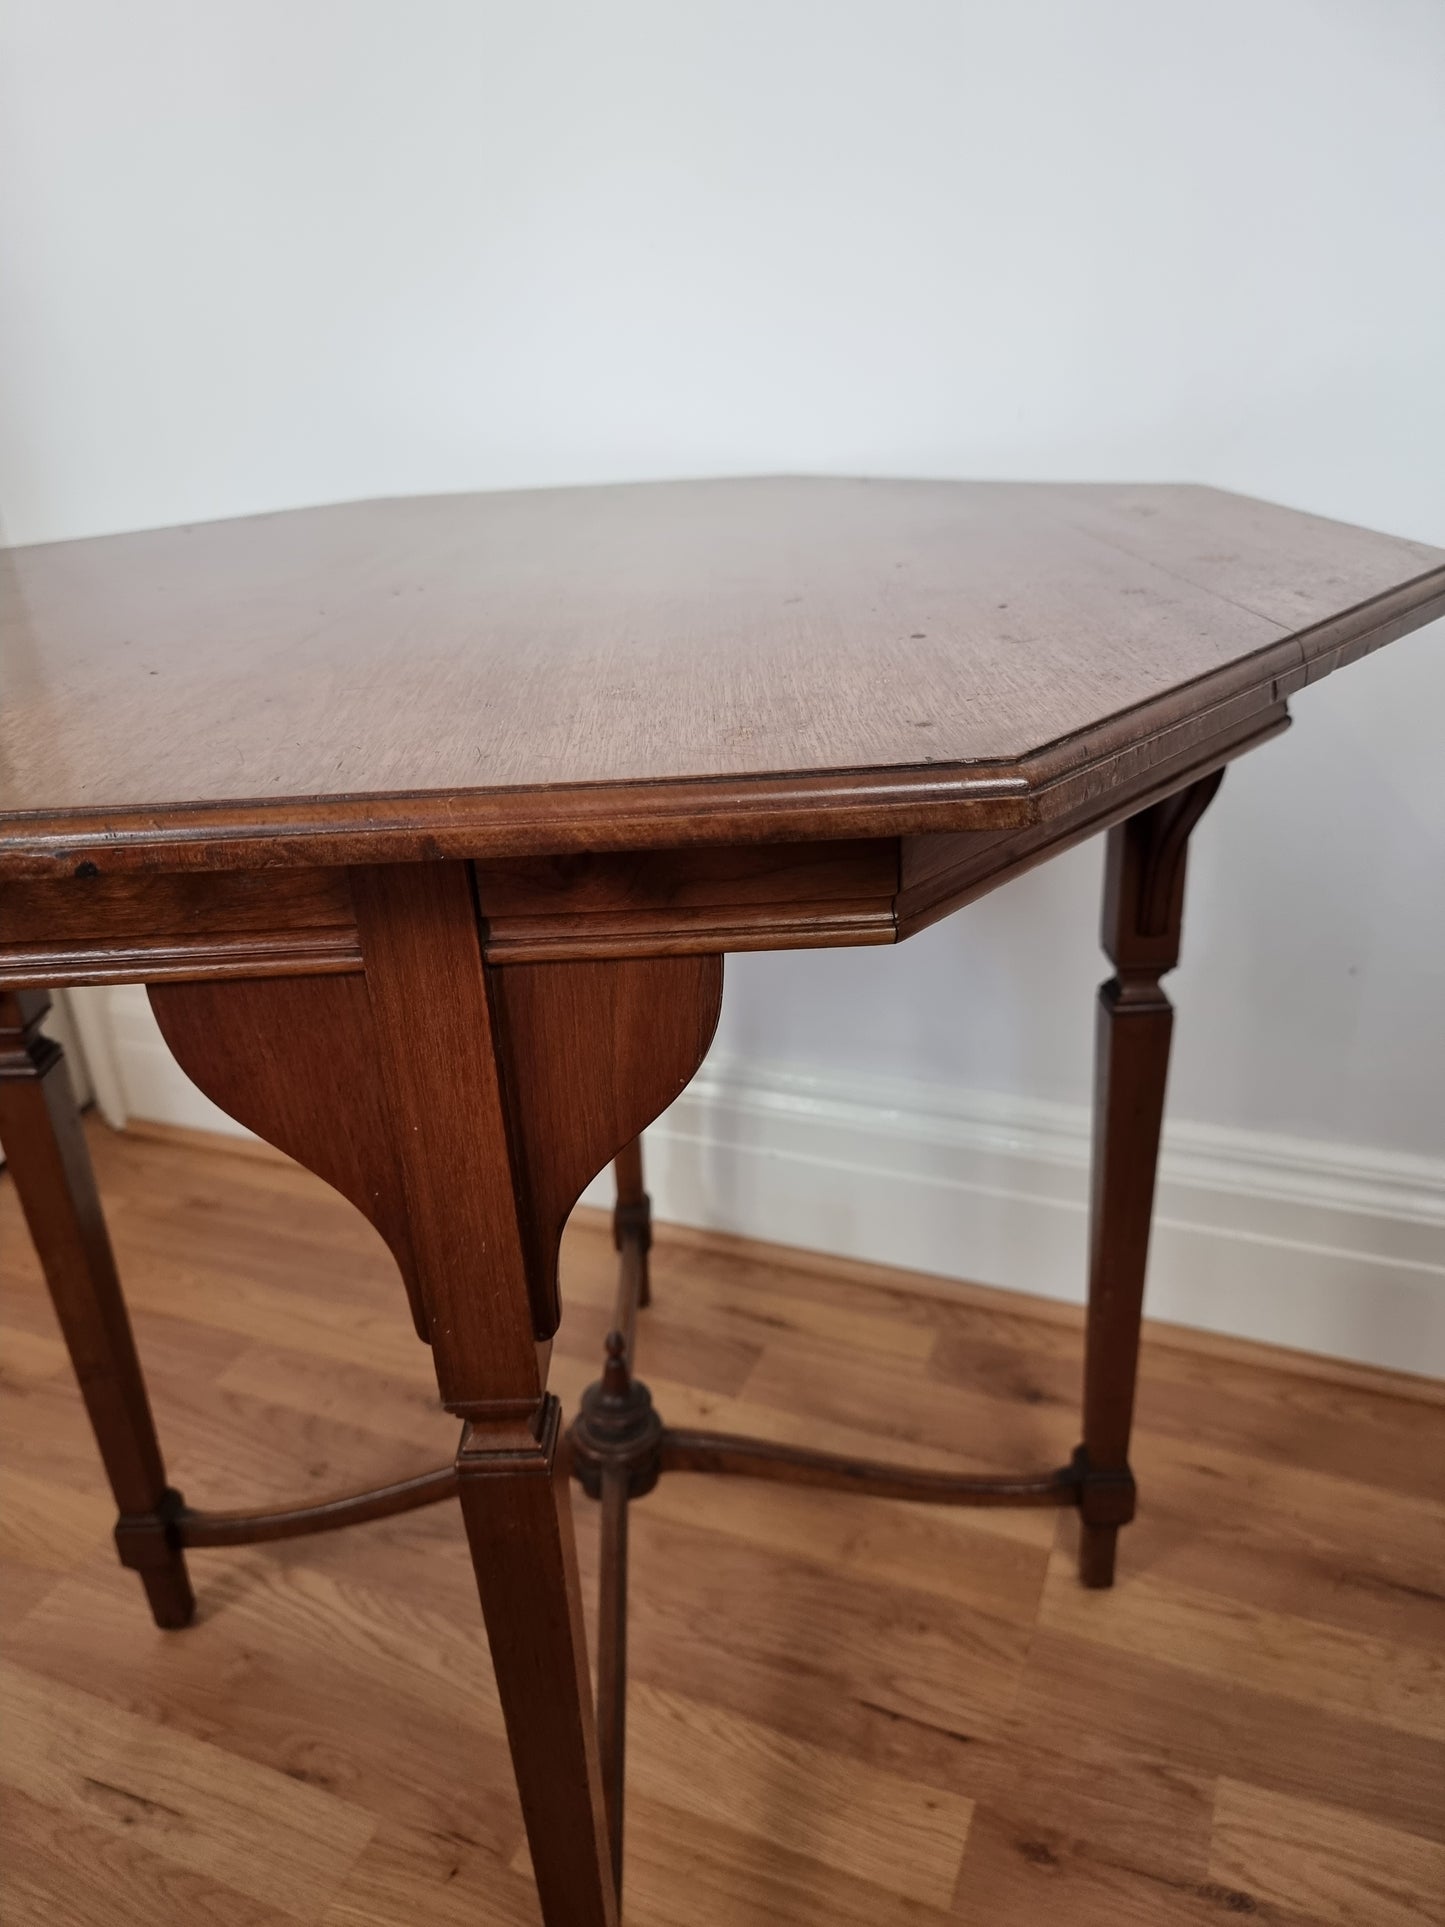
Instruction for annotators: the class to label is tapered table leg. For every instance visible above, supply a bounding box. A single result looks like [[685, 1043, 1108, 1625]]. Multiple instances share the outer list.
[[459, 1403, 617, 1927], [0, 990, 194, 1628], [147, 866, 722, 1925], [341, 865, 625, 1927], [595, 1462, 631, 1900], [613, 1136, 652, 1307], [1077, 774, 1222, 1587]]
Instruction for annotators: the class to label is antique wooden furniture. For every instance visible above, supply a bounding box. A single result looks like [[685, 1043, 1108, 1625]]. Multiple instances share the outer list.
[[2, 479, 1441, 1924]]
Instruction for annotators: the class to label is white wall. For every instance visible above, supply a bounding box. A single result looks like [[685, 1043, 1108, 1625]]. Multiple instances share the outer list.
[[3, 2, 1443, 1368]]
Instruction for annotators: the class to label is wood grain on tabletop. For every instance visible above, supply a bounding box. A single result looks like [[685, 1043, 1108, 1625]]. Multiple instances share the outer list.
[[3, 1118, 1442, 1925], [2, 480, 1442, 876]]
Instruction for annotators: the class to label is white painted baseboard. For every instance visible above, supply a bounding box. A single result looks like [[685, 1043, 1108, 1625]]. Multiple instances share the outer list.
[[101, 985, 1445, 1378], [596, 1058, 1445, 1379]]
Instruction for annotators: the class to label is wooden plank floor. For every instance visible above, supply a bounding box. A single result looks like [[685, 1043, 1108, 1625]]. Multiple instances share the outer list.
[[2, 1119, 1443, 1926]]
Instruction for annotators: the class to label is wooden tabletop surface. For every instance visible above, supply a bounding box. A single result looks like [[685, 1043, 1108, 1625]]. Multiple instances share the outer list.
[[2, 479, 1441, 875]]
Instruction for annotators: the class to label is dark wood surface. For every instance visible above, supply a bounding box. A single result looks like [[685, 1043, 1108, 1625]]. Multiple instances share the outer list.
[[0, 992, 193, 1627], [0, 703, 1280, 994], [1077, 773, 1222, 1586], [140, 867, 724, 1923], [568, 768, 1220, 1893], [146, 971, 429, 1337], [491, 955, 722, 1336], [2, 775, 1220, 1920], [0, 691, 1275, 990], [2, 478, 1437, 1925], [2, 479, 1441, 875]]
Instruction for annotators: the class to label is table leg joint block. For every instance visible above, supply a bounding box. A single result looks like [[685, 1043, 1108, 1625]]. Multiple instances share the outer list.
[[1070, 1444, 1138, 1526], [457, 1394, 563, 1482], [612, 1198, 653, 1254], [113, 1487, 196, 1629], [113, 1484, 188, 1569]]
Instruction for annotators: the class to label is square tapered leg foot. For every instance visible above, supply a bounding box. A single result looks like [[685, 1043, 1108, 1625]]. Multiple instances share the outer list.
[[1078, 1520, 1119, 1589]]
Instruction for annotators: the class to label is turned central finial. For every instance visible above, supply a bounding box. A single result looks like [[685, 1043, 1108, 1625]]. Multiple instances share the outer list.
[[601, 1329, 631, 1400]]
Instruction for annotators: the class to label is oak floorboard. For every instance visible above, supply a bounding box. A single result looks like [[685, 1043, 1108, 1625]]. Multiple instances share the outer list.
[[320, 1820, 543, 1927], [949, 1798, 1269, 1927], [0, 1658, 376, 1915], [1208, 1779, 1445, 1927], [1011, 1623, 1445, 1848], [1036, 1543, 1445, 1741], [613, 1789, 960, 1927], [0, 1783, 300, 1927], [3, 1119, 1442, 1924], [591, 1505, 1021, 1804]]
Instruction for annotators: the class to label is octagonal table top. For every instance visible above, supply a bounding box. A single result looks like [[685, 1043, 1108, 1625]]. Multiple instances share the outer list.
[[2, 477, 1441, 876]]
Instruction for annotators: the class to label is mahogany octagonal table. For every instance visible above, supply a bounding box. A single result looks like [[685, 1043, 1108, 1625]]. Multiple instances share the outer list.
[[2, 478, 1442, 1924]]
